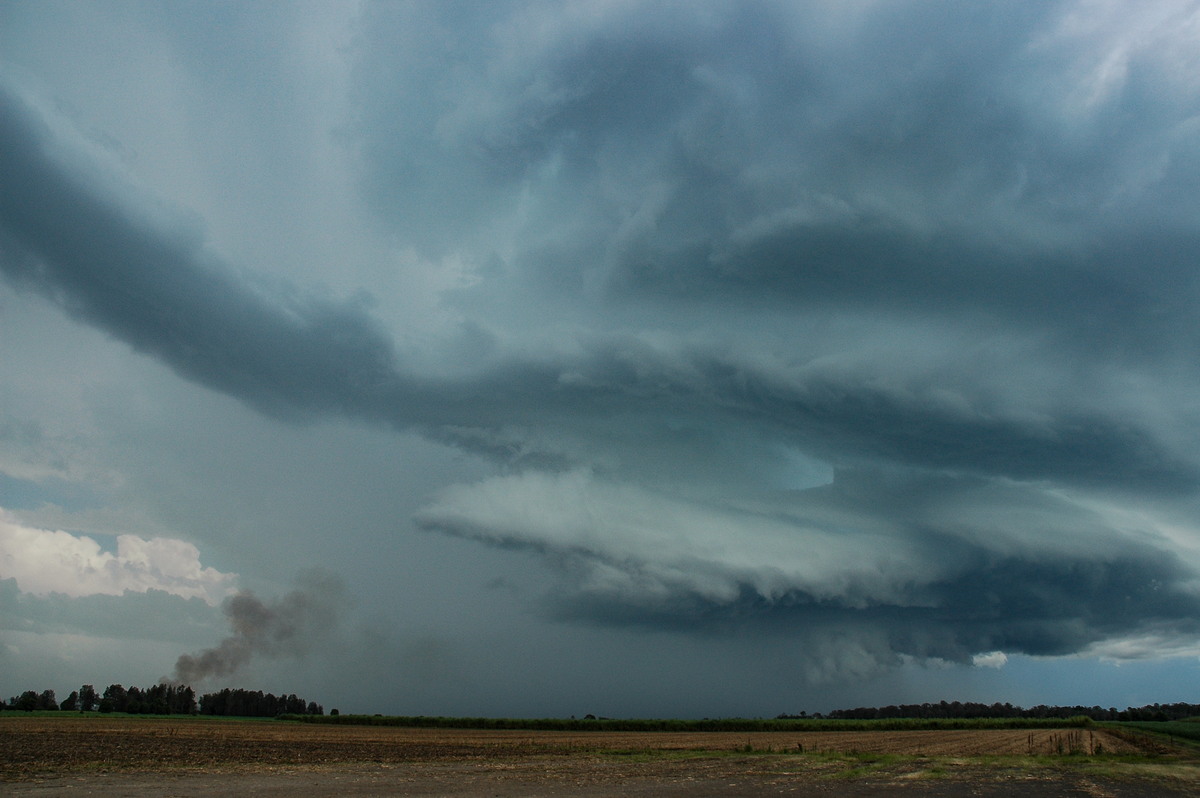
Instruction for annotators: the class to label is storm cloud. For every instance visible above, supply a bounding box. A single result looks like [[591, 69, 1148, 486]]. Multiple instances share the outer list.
[[3, 0, 1200, 710]]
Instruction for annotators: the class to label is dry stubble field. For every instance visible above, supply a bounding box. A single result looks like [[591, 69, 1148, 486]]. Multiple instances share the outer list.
[[3, 715, 1199, 796]]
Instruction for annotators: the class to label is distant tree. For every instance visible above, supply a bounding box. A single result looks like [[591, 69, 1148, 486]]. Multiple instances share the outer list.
[[330, 708, 339, 716], [37, 689, 58, 711], [60, 691, 79, 711], [126, 686, 146, 714], [166, 684, 196, 715], [103, 684, 128, 713], [16, 691, 39, 712], [199, 688, 226, 715], [306, 701, 322, 716], [79, 684, 98, 712], [98, 698, 114, 713], [819, 700, 1200, 723], [144, 683, 169, 715]]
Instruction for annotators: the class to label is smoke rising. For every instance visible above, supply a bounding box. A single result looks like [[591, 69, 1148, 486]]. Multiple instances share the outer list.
[[174, 571, 344, 683]]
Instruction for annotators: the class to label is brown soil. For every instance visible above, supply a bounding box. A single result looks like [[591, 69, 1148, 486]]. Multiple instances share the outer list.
[[2, 715, 1197, 796]]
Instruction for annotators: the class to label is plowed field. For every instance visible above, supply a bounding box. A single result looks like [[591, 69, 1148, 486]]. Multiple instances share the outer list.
[[3, 715, 1197, 796]]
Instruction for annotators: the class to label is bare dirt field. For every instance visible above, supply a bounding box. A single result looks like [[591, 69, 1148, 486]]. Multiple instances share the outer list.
[[3, 715, 1198, 796]]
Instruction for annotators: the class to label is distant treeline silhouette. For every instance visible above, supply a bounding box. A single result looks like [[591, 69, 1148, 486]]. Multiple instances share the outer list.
[[199, 687, 323, 717], [7, 687, 1196, 723], [791, 700, 1200, 722], [4, 684, 324, 718]]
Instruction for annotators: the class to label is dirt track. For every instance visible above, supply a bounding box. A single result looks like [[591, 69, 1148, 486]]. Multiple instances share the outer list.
[[3, 716, 1197, 796]]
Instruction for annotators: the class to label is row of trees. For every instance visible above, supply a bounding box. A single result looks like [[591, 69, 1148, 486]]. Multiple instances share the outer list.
[[5, 689, 62, 712], [795, 700, 1200, 722], [198, 688, 323, 717], [4, 684, 196, 715], [4, 684, 325, 718]]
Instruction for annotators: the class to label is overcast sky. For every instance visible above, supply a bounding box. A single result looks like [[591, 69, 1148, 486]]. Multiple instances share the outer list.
[[4, 0, 1200, 718]]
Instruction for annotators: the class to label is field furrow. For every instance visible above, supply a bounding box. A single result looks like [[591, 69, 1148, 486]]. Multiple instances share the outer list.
[[0, 716, 1154, 779]]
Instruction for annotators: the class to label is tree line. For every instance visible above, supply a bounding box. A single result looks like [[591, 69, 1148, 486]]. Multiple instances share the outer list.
[[789, 700, 1200, 722], [198, 687, 324, 717], [4, 683, 326, 718]]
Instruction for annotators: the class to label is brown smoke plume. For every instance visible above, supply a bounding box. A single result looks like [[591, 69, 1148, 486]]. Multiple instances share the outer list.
[[174, 570, 344, 683]]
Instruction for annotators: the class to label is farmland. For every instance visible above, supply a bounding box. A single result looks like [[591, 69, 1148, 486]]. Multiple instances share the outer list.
[[3, 714, 1199, 796]]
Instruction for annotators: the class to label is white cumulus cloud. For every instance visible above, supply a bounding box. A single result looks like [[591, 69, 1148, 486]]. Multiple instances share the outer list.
[[0, 510, 236, 605], [972, 651, 1009, 669]]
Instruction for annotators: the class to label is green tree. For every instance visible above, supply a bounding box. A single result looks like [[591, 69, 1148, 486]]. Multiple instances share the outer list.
[[171, 684, 197, 715], [144, 684, 169, 715], [60, 691, 79, 711], [79, 684, 98, 712], [126, 686, 144, 714], [37, 689, 58, 710], [103, 684, 128, 713], [16, 690, 38, 711]]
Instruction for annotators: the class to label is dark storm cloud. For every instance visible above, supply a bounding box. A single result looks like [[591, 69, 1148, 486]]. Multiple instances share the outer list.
[[4, 0, 1200, 673], [421, 467, 1200, 668], [10, 67, 1187, 497], [353, 1, 1200, 357], [547, 550, 1200, 661], [702, 358, 1200, 492], [0, 78, 399, 422], [686, 225, 1200, 358], [1, 59, 1193, 492]]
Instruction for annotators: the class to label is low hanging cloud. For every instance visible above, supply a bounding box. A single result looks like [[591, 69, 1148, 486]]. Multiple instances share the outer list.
[[173, 571, 345, 683], [4, 0, 1200, 679], [0, 510, 235, 605], [972, 652, 1008, 669], [418, 468, 1200, 666]]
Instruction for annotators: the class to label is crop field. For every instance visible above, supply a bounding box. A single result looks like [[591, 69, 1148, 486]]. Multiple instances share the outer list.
[[3, 714, 1199, 796]]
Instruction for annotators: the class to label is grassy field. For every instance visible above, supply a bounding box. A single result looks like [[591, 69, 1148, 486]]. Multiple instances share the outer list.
[[3, 713, 1199, 795], [1108, 720, 1200, 741], [280, 712, 1099, 732]]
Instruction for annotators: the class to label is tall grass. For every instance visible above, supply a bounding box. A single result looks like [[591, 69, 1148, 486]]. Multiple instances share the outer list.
[[1108, 720, 1200, 745]]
